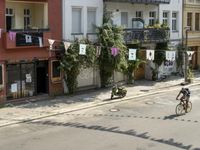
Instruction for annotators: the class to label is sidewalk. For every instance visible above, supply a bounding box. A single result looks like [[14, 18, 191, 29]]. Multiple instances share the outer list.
[[0, 74, 200, 127]]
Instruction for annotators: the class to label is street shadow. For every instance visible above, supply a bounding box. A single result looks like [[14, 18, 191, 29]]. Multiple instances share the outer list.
[[163, 114, 184, 120], [28, 120, 196, 150]]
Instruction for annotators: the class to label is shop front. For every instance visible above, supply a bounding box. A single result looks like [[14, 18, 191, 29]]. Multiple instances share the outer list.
[[6, 60, 48, 100]]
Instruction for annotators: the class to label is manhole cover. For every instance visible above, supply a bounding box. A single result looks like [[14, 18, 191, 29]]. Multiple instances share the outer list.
[[109, 108, 120, 112]]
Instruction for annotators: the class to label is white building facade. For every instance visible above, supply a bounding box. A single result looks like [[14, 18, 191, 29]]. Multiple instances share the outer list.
[[62, 0, 103, 41]]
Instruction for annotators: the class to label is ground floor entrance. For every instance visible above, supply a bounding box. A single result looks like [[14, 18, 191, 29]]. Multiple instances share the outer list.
[[6, 60, 48, 100]]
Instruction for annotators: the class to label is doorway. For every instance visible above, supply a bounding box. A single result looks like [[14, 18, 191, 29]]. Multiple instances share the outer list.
[[6, 16, 12, 31], [36, 61, 48, 94]]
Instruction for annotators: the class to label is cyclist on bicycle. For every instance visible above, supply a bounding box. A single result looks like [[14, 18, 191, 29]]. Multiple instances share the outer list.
[[176, 88, 191, 113]]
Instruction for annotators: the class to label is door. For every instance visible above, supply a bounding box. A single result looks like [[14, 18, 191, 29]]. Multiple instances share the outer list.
[[36, 61, 48, 94]]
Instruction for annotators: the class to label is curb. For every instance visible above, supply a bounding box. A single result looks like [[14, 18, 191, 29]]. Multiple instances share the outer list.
[[0, 82, 199, 128]]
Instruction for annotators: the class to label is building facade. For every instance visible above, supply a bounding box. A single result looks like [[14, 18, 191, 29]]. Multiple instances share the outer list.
[[0, 0, 63, 103], [183, 0, 200, 69]]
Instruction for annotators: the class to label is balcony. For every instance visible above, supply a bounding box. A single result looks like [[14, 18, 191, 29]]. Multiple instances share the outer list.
[[104, 0, 170, 4], [3, 29, 51, 49], [124, 28, 170, 44]]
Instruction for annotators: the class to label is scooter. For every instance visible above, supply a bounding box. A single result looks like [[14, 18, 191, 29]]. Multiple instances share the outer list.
[[111, 85, 127, 99]]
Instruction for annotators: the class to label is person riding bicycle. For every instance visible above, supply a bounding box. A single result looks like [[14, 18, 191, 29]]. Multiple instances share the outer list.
[[176, 88, 191, 113]]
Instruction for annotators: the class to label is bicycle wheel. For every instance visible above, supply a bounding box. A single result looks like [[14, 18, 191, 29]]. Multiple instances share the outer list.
[[176, 104, 184, 115], [186, 101, 192, 113]]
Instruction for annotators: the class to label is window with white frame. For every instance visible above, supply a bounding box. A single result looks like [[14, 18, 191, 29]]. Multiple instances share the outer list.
[[72, 8, 82, 33], [24, 9, 31, 29], [121, 12, 128, 27], [163, 11, 169, 26], [149, 11, 156, 26], [136, 11, 143, 18], [172, 12, 178, 31], [6, 8, 15, 31], [87, 8, 96, 33]]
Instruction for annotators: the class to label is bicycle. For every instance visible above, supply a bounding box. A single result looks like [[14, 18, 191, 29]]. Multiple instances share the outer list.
[[175, 99, 192, 115]]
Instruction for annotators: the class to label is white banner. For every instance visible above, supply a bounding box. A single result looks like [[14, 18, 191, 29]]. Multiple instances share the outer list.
[[187, 51, 194, 60], [48, 39, 55, 50], [63, 42, 71, 53], [146, 50, 154, 61], [166, 51, 176, 61], [79, 44, 87, 55], [129, 49, 137, 60]]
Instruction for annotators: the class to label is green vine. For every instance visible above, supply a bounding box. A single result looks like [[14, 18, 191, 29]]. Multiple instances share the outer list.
[[96, 7, 127, 87], [60, 39, 95, 94]]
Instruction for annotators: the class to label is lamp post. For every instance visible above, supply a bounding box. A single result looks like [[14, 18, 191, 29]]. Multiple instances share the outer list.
[[184, 27, 190, 83]]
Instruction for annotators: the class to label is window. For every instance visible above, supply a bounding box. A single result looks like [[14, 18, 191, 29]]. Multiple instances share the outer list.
[[0, 65, 2, 85], [136, 11, 143, 18], [87, 8, 96, 33], [52, 61, 61, 81], [121, 12, 128, 27], [172, 12, 178, 31], [6, 8, 14, 31], [149, 11, 156, 26], [187, 12, 192, 28], [24, 9, 31, 29], [195, 13, 200, 31], [72, 8, 82, 33], [163, 11, 169, 25]]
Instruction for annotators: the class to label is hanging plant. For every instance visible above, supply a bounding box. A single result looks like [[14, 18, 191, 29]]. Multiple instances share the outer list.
[[60, 39, 95, 94]]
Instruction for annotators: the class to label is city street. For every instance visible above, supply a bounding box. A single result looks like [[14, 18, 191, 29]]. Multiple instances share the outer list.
[[0, 85, 200, 150]]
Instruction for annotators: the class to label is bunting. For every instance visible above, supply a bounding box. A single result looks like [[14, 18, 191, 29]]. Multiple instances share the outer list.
[[111, 47, 119, 57], [48, 39, 55, 50], [146, 50, 154, 61], [187, 51, 194, 60], [129, 49, 137, 60], [79, 44, 87, 55], [63, 42, 71, 54], [166, 51, 176, 61]]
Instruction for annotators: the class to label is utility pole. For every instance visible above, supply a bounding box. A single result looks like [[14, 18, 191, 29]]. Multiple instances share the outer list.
[[184, 27, 190, 83]]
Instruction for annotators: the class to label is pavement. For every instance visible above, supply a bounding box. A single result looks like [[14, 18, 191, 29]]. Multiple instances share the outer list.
[[0, 73, 200, 128]]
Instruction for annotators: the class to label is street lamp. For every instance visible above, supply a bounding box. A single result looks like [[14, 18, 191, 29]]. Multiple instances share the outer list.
[[184, 26, 191, 83]]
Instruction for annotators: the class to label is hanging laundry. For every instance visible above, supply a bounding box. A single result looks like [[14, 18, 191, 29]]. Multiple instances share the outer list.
[[38, 37, 43, 47], [25, 35, 32, 43], [146, 50, 155, 61], [111, 47, 119, 57], [129, 49, 137, 60], [79, 44, 87, 55], [48, 39, 55, 50], [187, 51, 194, 60], [63, 42, 71, 54], [9, 31, 16, 41], [96, 46, 101, 57]]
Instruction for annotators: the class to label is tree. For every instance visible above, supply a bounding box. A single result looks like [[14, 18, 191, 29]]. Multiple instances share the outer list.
[[96, 7, 127, 87]]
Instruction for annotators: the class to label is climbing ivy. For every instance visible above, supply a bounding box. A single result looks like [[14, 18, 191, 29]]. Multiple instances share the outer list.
[[60, 39, 95, 94]]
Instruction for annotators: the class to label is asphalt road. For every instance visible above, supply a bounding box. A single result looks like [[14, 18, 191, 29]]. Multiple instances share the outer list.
[[0, 85, 200, 150]]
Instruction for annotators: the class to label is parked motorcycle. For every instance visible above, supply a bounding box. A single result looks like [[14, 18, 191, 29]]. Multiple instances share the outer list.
[[111, 85, 127, 99]]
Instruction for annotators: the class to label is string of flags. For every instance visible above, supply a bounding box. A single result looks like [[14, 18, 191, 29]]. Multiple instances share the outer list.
[[0, 28, 196, 61]]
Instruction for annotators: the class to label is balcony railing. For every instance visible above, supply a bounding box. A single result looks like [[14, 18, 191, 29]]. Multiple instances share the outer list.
[[3, 29, 51, 49], [124, 28, 170, 44], [104, 0, 170, 4]]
